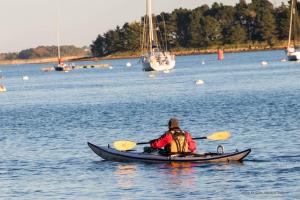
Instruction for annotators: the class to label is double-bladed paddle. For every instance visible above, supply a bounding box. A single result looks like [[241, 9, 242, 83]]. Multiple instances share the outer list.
[[113, 131, 231, 151]]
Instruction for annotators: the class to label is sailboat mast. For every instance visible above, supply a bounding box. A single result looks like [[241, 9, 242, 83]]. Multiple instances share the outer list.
[[288, 0, 294, 47], [147, 0, 154, 52], [56, 0, 61, 64], [57, 21, 61, 63]]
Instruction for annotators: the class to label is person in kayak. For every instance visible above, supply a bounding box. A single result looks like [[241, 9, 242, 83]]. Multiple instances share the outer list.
[[148, 118, 197, 155]]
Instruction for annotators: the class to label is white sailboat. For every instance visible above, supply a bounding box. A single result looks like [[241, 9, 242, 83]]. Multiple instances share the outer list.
[[286, 0, 300, 61], [54, 1, 73, 71], [141, 0, 175, 71]]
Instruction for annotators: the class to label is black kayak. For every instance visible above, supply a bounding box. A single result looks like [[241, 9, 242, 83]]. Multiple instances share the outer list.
[[87, 142, 251, 163]]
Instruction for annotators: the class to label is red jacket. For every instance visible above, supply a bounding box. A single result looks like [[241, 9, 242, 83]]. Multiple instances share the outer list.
[[150, 130, 196, 153]]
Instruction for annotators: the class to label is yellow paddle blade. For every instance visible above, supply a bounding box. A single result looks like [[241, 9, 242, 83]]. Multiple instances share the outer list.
[[113, 140, 137, 151], [206, 131, 231, 140]]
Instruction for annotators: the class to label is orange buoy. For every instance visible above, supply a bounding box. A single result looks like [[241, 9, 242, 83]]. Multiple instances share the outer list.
[[217, 49, 224, 60]]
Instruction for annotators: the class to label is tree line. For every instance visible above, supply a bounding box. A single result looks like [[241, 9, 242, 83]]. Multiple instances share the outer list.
[[91, 0, 300, 57], [0, 45, 89, 60]]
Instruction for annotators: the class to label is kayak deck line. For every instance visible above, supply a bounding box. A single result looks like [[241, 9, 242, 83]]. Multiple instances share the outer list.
[[87, 142, 251, 163]]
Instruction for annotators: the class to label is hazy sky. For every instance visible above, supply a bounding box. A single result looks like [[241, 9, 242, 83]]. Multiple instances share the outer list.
[[0, 0, 287, 53]]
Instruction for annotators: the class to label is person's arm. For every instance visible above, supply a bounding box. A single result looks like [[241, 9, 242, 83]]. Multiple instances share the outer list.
[[185, 132, 196, 153], [150, 133, 173, 149]]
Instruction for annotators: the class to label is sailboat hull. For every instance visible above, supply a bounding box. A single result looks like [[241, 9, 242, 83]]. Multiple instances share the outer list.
[[142, 52, 175, 71], [287, 51, 300, 61], [54, 63, 73, 72], [142, 59, 175, 71]]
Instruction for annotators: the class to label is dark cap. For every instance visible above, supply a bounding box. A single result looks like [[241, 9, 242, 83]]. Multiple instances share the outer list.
[[168, 118, 179, 129]]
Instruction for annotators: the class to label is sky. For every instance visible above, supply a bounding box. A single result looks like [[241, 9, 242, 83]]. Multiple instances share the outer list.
[[0, 0, 287, 53]]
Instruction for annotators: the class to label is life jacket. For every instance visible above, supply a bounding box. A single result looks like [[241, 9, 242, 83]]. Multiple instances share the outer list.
[[169, 130, 189, 153]]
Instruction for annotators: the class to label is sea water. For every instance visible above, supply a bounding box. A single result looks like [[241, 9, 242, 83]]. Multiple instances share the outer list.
[[0, 50, 299, 199]]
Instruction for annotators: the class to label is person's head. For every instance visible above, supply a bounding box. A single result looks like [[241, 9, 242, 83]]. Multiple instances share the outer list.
[[168, 118, 179, 129]]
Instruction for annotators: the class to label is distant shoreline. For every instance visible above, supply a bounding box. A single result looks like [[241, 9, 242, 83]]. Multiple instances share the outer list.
[[0, 45, 286, 66]]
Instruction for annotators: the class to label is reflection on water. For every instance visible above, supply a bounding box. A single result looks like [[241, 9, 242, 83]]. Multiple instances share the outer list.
[[161, 162, 197, 188], [115, 164, 137, 175], [114, 164, 137, 189], [165, 162, 197, 175]]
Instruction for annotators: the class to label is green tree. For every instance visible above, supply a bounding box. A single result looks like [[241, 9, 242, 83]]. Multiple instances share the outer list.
[[122, 22, 142, 51], [91, 35, 106, 56], [18, 49, 36, 59], [199, 16, 222, 47], [225, 24, 247, 44], [104, 29, 121, 54], [275, 3, 290, 40], [172, 8, 193, 47], [250, 0, 277, 45], [209, 4, 236, 44], [189, 5, 209, 47], [89, 0, 295, 56], [235, 0, 254, 42], [161, 12, 178, 48]]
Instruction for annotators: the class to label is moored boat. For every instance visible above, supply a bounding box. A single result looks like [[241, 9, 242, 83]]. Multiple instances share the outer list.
[[53, 3, 74, 72], [87, 142, 251, 163], [286, 0, 300, 61], [54, 61, 73, 72], [286, 46, 300, 61], [141, 0, 175, 71]]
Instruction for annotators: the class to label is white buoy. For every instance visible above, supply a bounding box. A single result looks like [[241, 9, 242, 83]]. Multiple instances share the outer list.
[[280, 58, 287, 62], [148, 74, 155, 78], [201, 60, 205, 65], [261, 61, 268, 66], [195, 79, 204, 85], [22, 76, 29, 81], [126, 62, 132, 67], [109, 66, 113, 69]]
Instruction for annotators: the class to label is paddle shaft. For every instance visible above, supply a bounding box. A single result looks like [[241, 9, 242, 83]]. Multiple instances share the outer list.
[[136, 137, 207, 145]]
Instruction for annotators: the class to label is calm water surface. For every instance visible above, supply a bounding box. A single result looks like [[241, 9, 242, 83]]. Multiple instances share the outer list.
[[0, 50, 300, 199]]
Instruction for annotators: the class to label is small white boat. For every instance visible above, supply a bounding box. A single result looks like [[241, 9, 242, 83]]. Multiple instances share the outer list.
[[148, 74, 155, 78], [195, 79, 204, 85], [22, 76, 29, 81], [280, 58, 287, 62], [261, 61, 268, 66], [126, 62, 132, 67]]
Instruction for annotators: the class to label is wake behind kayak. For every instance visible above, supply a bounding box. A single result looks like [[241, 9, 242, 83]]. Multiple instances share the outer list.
[[87, 142, 251, 163]]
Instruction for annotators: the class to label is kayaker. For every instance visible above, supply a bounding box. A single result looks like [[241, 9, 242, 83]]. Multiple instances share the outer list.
[[149, 118, 196, 155]]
